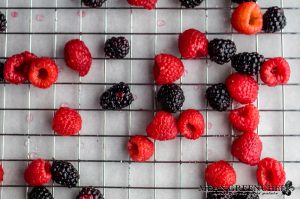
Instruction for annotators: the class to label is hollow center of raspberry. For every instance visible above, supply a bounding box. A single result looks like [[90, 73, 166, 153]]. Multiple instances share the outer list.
[[266, 171, 274, 182], [38, 68, 48, 80], [271, 66, 278, 74], [187, 123, 196, 133], [130, 143, 139, 155]]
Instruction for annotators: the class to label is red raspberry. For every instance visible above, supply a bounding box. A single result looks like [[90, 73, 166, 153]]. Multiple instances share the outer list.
[[127, 135, 154, 162], [4, 51, 37, 84], [64, 39, 92, 77], [127, 0, 157, 9], [231, 2, 263, 35], [178, 28, 208, 59], [52, 107, 82, 136], [260, 57, 290, 87], [0, 165, 4, 182], [24, 159, 52, 186], [229, 104, 259, 133], [205, 160, 236, 189], [177, 109, 205, 140], [153, 54, 184, 85], [257, 157, 286, 190], [146, 111, 178, 141], [231, 132, 262, 166], [28, 57, 58, 89], [226, 73, 259, 104]]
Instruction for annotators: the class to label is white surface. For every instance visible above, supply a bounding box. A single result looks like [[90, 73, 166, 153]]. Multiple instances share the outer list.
[[0, 0, 299, 199]]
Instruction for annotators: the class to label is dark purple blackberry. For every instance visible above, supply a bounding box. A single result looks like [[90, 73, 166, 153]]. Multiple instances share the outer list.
[[100, 82, 134, 110], [231, 52, 264, 75], [157, 84, 185, 113], [104, 37, 130, 59], [263, 6, 287, 33], [207, 190, 233, 199], [179, 0, 204, 8], [82, 0, 107, 7], [28, 186, 54, 199], [232, 188, 259, 199], [51, 160, 79, 188], [76, 187, 104, 199], [0, 62, 4, 82], [232, 0, 257, 4], [208, 39, 236, 65], [206, 83, 231, 112], [0, 12, 7, 32]]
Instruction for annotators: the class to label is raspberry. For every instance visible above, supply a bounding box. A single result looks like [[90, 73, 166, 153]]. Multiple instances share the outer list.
[[178, 28, 208, 59], [76, 187, 104, 199], [52, 107, 82, 136], [206, 83, 231, 112], [153, 54, 184, 85], [28, 58, 58, 89], [0, 165, 3, 182], [146, 111, 178, 141], [127, 0, 157, 9], [28, 186, 54, 199], [205, 160, 236, 189], [229, 104, 259, 133], [226, 73, 258, 104], [100, 82, 134, 110], [263, 6, 287, 33], [51, 160, 79, 188], [179, 0, 203, 8], [256, 157, 286, 191], [177, 109, 205, 140], [232, 0, 256, 4], [64, 39, 92, 77], [157, 84, 185, 113], [0, 12, 6, 32], [82, 0, 107, 7], [127, 135, 154, 162], [231, 52, 265, 76], [231, 2, 263, 35], [260, 57, 290, 87], [4, 51, 37, 84], [24, 159, 52, 186], [208, 39, 236, 65], [104, 37, 130, 59], [231, 132, 262, 166]]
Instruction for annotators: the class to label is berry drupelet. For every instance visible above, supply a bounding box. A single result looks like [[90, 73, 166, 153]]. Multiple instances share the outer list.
[[231, 52, 265, 75], [51, 160, 79, 188], [179, 0, 203, 8], [206, 83, 231, 112], [0, 12, 6, 32], [232, 0, 257, 4], [100, 82, 134, 110], [104, 37, 130, 59], [208, 39, 236, 65], [263, 6, 287, 33], [28, 187, 54, 199], [157, 84, 185, 113], [76, 187, 104, 199]]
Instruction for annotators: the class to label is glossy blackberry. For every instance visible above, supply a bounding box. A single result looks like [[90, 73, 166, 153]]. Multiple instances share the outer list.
[[0, 62, 4, 82], [51, 160, 79, 188], [207, 191, 233, 199], [208, 39, 236, 65], [179, 0, 203, 8], [157, 84, 185, 113], [104, 37, 130, 59], [76, 187, 104, 199], [233, 188, 259, 199], [231, 52, 264, 75], [100, 82, 134, 110], [82, 0, 106, 7], [263, 6, 287, 33], [232, 0, 256, 4], [206, 83, 231, 112], [28, 186, 54, 199], [0, 12, 7, 32]]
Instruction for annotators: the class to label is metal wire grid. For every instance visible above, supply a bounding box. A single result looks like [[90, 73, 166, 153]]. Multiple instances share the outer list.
[[0, 0, 299, 198]]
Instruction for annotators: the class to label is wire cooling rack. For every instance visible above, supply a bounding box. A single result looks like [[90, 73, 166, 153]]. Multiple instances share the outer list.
[[0, 0, 300, 198]]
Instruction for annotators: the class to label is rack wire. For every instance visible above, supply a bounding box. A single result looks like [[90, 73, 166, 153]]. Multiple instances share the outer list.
[[0, 0, 299, 198]]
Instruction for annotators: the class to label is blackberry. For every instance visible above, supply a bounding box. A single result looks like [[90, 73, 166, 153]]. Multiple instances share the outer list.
[[104, 37, 130, 59], [0, 62, 4, 82], [263, 6, 287, 33], [206, 83, 231, 112], [28, 186, 54, 199], [233, 188, 259, 199], [232, 0, 256, 4], [207, 190, 233, 199], [76, 187, 104, 199], [100, 82, 134, 110], [231, 52, 264, 75], [82, 0, 107, 7], [157, 84, 185, 113], [51, 160, 79, 188], [0, 12, 6, 32], [179, 0, 203, 8], [208, 39, 236, 65]]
